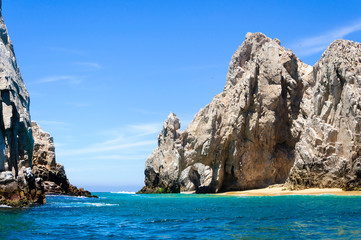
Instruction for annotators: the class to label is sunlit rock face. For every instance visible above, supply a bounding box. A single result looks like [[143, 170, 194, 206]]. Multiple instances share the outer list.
[[177, 33, 312, 193], [288, 39, 361, 190], [0, 1, 45, 206], [141, 32, 361, 193], [32, 122, 96, 197], [31, 122, 69, 194], [138, 113, 183, 193]]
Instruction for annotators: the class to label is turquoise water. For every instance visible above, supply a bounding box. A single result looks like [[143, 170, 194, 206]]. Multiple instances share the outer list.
[[1, 193, 361, 239]]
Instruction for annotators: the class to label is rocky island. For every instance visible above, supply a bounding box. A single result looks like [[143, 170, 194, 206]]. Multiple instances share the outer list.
[[140, 32, 361, 194], [0, 1, 94, 206]]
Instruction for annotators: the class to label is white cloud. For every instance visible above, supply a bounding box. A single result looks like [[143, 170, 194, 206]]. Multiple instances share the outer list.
[[66, 101, 90, 107], [47, 46, 84, 55], [35, 120, 71, 127], [290, 20, 361, 57], [98, 122, 162, 140], [35, 75, 84, 84], [34, 120, 71, 132], [70, 154, 149, 161], [58, 140, 155, 156], [65, 167, 98, 173], [74, 62, 102, 70], [132, 108, 164, 116], [56, 122, 162, 164], [128, 123, 161, 136], [179, 63, 227, 71]]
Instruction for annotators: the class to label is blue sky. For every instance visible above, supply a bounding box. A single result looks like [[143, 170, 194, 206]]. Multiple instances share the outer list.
[[3, 0, 361, 192]]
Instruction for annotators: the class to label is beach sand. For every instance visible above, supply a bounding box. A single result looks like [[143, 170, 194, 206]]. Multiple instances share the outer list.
[[217, 187, 361, 196]]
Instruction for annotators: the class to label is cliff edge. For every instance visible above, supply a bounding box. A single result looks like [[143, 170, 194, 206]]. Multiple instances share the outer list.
[[140, 33, 361, 193], [0, 1, 45, 206]]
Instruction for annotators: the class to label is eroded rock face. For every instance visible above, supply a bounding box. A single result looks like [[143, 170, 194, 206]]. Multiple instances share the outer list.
[[287, 40, 361, 190], [140, 32, 361, 193], [138, 113, 183, 193], [0, 1, 45, 206], [178, 33, 313, 193], [31, 122, 95, 197], [32, 122, 69, 194]]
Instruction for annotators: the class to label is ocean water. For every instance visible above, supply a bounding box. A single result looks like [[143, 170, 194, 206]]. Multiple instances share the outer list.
[[1, 193, 361, 239]]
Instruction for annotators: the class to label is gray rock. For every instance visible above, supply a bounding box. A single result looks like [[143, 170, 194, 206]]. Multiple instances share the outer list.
[[138, 113, 183, 193], [287, 39, 361, 190], [31, 121, 96, 197], [140, 32, 361, 193], [0, 1, 45, 205]]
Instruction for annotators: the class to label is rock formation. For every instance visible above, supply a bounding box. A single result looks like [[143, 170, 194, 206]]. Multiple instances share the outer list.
[[32, 122, 95, 197], [139, 113, 183, 193], [287, 40, 361, 190], [0, 1, 45, 206], [140, 32, 361, 193]]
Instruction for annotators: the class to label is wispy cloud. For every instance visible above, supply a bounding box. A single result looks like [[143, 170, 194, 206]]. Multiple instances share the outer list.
[[128, 123, 161, 136], [34, 75, 84, 85], [58, 140, 155, 156], [132, 108, 164, 116], [290, 20, 361, 57], [70, 154, 149, 161], [47, 46, 84, 55], [57, 121, 162, 159], [65, 167, 98, 173], [98, 122, 162, 139], [54, 119, 167, 176], [74, 62, 102, 70], [54, 142, 67, 148], [34, 120, 71, 132], [35, 120, 71, 127], [66, 102, 90, 108], [178, 64, 227, 71]]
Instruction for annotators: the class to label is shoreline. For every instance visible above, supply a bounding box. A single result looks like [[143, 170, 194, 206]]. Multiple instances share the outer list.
[[216, 187, 361, 196]]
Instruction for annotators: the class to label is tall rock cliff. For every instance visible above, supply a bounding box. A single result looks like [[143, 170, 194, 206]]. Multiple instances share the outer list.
[[288, 40, 361, 190], [0, 1, 45, 205], [32, 122, 95, 197], [140, 32, 361, 193]]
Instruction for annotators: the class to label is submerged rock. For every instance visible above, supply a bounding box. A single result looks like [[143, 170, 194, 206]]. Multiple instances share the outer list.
[[140, 32, 361, 193], [0, 1, 45, 206], [31, 122, 97, 198]]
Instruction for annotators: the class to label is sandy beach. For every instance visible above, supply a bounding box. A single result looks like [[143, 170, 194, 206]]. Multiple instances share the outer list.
[[217, 187, 361, 196]]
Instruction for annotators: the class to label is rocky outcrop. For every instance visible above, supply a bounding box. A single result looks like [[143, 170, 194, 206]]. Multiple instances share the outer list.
[[31, 122, 96, 197], [138, 113, 183, 193], [140, 32, 361, 193], [287, 40, 361, 190], [0, 1, 45, 206]]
